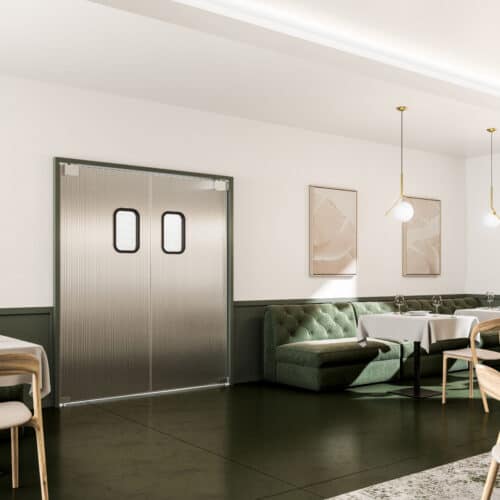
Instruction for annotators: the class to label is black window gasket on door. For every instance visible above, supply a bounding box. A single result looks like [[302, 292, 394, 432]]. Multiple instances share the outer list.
[[161, 211, 186, 254], [113, 208, 140, 253]]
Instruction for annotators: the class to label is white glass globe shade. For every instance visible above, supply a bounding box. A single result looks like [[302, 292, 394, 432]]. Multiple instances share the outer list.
[[483, 212, 500, 227], [393, 200, 414, 222]]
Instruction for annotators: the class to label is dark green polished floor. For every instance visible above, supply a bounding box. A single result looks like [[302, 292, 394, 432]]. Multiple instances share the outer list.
[[0, 372, 498, 499]]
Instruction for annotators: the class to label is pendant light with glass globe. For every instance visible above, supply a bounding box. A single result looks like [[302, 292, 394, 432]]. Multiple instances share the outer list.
[[483, 127, 500, 227], [386, 106, 414, 222]]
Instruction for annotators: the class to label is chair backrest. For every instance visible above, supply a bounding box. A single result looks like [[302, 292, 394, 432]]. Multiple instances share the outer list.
[[0, 353, 40, 378], [475, 364, 500, 401], [0, 353, 42, 419], [470, 319, 500, 402]]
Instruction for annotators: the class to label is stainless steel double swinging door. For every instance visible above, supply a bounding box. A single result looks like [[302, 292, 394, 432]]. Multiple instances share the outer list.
[[57, 161, 229, 405]]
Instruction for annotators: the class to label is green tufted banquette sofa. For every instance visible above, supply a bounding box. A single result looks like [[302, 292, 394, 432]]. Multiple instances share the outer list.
[[264, 296, 500, 391], [264, 302, 401, 391]]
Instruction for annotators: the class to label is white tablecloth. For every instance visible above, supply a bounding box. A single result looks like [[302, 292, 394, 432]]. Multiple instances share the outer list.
[[357, 313, 478, 352], [455, 308, 500, 322], [0, 335, 51, 398]]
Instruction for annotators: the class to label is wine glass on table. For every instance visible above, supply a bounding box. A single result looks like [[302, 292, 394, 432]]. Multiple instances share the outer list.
[[431, 295, 442, 315], [394, 295, 405, 315], [486, 291, 495, 309]]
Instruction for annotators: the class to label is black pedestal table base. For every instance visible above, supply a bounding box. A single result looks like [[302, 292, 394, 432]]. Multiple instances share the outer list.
[[390, 340, 440, 399]]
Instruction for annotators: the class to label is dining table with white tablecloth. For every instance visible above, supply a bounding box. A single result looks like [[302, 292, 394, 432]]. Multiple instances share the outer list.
[[455, 307, 500, 322], [357, 313, 479, 352], [356, 312, 478, 398], [0, 335, 51, 398]]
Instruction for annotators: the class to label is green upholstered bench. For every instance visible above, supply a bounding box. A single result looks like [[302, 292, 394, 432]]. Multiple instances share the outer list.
[[263, 303, 401, 391], [263, 297, 496, 391]]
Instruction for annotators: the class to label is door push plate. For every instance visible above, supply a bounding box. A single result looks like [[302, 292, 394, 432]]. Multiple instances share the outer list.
[[62, 163, 80, 177], [214, 179, 229, 191]]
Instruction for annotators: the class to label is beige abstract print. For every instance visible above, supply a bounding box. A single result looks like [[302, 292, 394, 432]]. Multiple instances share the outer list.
[[403, 197, 441, 275], [309, 186, 357, 276]]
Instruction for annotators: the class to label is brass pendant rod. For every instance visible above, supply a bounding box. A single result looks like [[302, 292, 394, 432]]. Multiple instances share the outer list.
[[400, 107, 404, 197], [487, 127, 499, 217], [491, 130, 494, 212], [386, 106, 407, 217]]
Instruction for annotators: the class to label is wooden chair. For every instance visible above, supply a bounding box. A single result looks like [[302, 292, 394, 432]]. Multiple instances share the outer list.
[[482, 432, 500, 500], [470, 318, 500, 413], [0, 353, 48, 499], [442, 319, 500, 407], [469, 319, 500, 500]]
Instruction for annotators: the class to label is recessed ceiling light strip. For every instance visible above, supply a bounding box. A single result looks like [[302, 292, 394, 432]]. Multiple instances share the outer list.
[[172, 0, 500, 96]]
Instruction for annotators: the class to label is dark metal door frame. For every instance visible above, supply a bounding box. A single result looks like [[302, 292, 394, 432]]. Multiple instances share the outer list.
[[54, 157, 234, 407]]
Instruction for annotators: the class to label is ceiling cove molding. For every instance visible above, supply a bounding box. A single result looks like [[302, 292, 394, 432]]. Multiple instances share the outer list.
[[172, 0, 500, 97]]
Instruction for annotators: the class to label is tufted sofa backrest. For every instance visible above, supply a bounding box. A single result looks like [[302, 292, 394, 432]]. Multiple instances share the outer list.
[[263, 303, 356, 381], [351, 302, 396, 322], [266, 303, 356, 344], [416, 297, 480, 315], [352, 297, 480, 322]]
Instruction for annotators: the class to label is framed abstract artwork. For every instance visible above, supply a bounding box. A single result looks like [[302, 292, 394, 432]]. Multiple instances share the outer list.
[[403, 196, 441, 276], [309, 185, 357, 276]]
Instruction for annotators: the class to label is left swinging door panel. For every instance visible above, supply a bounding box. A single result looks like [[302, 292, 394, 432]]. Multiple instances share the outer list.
[[59, 164, 151, 403]]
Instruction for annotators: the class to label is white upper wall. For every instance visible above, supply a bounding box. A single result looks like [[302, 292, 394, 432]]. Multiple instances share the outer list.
[[2, 0, 500, 158], [0, 75, 466, 306], [465, 152, 500, 293]]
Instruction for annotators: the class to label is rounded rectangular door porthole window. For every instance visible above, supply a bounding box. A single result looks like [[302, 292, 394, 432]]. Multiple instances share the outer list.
[[113, 209, 140, 253], [162, 212, 185, 254]]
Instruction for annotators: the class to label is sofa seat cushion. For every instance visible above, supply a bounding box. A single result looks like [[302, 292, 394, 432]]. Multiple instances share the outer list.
[[276, 338, 400, 368]]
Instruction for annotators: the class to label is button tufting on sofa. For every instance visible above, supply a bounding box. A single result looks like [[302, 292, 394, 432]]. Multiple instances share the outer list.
[[264, 297, 486, 391], [263, 302, 401, 390]]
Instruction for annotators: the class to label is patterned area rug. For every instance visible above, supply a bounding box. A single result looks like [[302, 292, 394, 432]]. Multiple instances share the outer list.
[[329, 452, 499, 499]]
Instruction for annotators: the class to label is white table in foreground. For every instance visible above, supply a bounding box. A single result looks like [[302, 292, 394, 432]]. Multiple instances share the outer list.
[[357, 313, 478, 398], [0, 335, 51, 398], [455, 308, 500, 322]]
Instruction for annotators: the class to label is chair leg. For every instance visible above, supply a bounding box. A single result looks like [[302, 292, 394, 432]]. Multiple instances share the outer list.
[[480, 386, 490, 413], [34, 423, 49, 500], [11, 426, 19, 489], [469, 361, 474, 399], [481, 458, 499, 500], [442, 355, 447, 404]]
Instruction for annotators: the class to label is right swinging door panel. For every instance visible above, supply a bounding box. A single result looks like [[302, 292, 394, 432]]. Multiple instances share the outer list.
[[150, 173, 228, 391]]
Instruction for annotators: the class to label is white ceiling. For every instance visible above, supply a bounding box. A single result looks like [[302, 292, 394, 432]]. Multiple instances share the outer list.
[[2, 0, 500, 157], [171, 0, 500, 97]]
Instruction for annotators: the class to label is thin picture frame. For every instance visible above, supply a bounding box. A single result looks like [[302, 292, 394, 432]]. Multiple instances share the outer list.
[[402, 196, 441, 276], [309, 185, 358, 277]]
